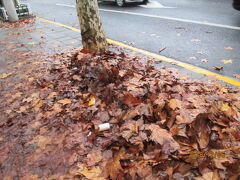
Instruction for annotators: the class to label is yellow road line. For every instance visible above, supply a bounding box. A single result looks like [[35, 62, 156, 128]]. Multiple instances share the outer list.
[[37, 17, 240, 87]]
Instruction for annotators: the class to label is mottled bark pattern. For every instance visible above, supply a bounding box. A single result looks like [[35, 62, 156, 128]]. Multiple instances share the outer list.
[[76, 0, 108, 52]]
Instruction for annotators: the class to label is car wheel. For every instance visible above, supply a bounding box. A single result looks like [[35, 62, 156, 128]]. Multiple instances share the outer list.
[[233, 0, 240, 10], [142, 0, 149, 4], [115, 0, 125, 7]]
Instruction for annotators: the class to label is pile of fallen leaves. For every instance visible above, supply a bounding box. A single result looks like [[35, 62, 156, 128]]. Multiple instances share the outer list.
[[0, 17, 35, 28], [1, 49, 240, 179]]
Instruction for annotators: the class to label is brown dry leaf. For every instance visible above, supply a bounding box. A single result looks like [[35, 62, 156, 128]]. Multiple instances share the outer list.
[[43, 103, 63, 118], [28, 77, 34, 82], [214, 66, 223, 70], [72, 75, 81, 81], [58, 98, 71, 105], [179, 74, 189, 80], [32, 99, 43, 112], [195, 171, 219, 180], [105, 148, 125, 180], [0, 73, 12, 79], [123, 106, 141, 121], [73, 164, 105, 180], [189, 56, 197, 60], [121, 121, 140, 140], [52, 103, 62, 112], [18, 174, 38, 180], [86, 150, 103, 167], [168, 99, 182, 110], [197, 51, 204, 54], [3, 177, 13, 180], [5, 109, 12, 114], [193, 114, 211, 149], [201, 59, 208, 63], [145, 124, 180, 153], [16, 106, 28, 113], [23, 92, 39, 103], [191, 39, 201, 42], [122, 92, 141, 106], [68, 152, 78, 165], [27, 135, 52, 150], [212, 157, 231, 170]]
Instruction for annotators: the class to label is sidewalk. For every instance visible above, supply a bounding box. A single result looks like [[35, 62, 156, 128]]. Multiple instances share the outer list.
[[0, 18, 84, 178]]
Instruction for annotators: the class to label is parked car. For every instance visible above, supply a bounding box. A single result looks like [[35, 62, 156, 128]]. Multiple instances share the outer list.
[[98, 0, 148, 7]]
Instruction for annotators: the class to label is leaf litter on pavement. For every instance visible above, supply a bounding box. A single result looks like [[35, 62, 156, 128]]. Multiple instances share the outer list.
[[1, 19, 240, 180]]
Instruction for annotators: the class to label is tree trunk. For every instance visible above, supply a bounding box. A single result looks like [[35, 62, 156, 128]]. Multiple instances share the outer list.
[[76, 0, 108, 53], [2, 0, 19, 22]]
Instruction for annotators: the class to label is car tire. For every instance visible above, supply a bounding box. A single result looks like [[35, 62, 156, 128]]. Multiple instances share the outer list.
[[115, 0, 125, 7], [142, 0, 149, 4], [233, 0, 240, 10]]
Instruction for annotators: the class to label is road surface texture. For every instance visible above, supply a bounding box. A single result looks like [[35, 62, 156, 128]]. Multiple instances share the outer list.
[[20, 0, 240, 84]]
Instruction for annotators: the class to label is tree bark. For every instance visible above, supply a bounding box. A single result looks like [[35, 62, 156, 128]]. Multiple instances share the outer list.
[[76, 0, 108, 53], [2, 0, 19, 22]]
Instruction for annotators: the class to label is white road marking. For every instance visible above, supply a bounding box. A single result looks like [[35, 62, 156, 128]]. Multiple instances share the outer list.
[[139, 1, 175, 8], [56, 3, 240, 30], [56, 3, 75, 8]]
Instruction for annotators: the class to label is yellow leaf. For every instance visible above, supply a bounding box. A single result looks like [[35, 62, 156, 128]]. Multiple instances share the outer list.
[[221, 104, 230, 112], [221, 59, 233, 64], [220, 87, 228, 93], [224, 46, 233, 50], [0, 73, 12, 79], [87, 96, 96, 106], [72, 164, 105, 180], [58, 98, 71, 105]]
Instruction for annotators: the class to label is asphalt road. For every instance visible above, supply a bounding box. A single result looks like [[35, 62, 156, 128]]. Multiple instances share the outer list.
[[21, 0, 240, 81]]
